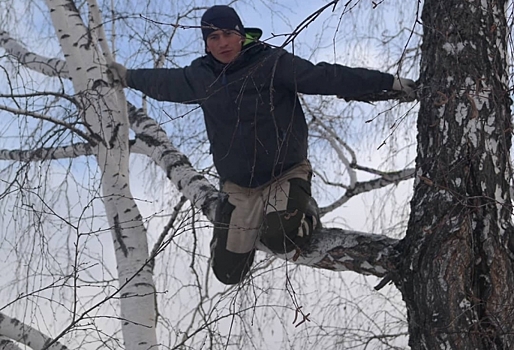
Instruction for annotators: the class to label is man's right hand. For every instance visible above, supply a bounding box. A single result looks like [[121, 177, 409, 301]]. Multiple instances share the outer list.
[[392, 77, 416, 101], [108, 62, 128, 87]]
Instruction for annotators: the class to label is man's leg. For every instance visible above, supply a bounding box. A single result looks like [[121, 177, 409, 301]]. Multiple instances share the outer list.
[[210, 183, 262, 285], [260, 161, 320, 253]]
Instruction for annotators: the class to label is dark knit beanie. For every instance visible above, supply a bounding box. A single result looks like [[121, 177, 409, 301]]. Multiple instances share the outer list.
[[201, 5, 245, 41]]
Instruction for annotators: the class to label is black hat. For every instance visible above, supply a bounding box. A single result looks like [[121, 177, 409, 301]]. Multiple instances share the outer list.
[[201, 5, 245, 41]]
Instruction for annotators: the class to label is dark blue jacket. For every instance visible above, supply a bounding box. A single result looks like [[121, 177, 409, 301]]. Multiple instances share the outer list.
[[126, 41, 394, 187]]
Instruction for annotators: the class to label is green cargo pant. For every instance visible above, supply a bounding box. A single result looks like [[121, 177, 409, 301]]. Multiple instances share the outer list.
[[210, 161, 316, 285]]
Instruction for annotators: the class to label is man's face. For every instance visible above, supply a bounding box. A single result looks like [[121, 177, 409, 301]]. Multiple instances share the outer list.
[[206, 30, 244, 64]]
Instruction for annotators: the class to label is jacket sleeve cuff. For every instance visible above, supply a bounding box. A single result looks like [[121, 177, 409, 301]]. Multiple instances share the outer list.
[[125, 70, 132, 88], [382, 73, 395, 91]]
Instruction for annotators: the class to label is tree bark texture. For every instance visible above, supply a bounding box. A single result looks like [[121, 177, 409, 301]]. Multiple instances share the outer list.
[[396, 1, 514, 349]]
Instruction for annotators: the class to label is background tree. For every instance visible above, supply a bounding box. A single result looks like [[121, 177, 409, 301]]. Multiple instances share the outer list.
[[1, 0, 511, 349]]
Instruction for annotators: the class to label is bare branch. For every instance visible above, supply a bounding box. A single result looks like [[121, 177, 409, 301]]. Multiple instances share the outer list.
[[0, 104, 97, 145], [320, 168, 415, 216], [0, 92, 78, 106], [280, 1, 340, 47], [149, 195, 188, 267], [312, 117, 357, 186]]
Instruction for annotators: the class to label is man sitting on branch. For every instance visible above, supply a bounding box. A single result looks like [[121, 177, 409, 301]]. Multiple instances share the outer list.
[[108, 5, 416, 285]]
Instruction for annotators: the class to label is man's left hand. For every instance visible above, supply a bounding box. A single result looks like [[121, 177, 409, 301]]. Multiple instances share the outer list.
[[107, 62, 128, 87]]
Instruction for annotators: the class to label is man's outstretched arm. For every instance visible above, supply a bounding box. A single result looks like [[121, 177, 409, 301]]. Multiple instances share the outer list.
[[273, 50, 416, 101], [108, 62, 201, 104]]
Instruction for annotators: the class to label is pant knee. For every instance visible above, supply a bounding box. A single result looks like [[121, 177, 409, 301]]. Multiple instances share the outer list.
[[260, 231, 294, 253], [211, 248, 255, 285], [260, 210, 309, 253], [261, 210, 296, 253]]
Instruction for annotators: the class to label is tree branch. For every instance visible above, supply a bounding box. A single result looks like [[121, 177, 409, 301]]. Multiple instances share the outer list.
[[256, 228, 398, 277], [0, 337, 23, 350], [127, 103, 221, 221], [149, 195, 188, 270], [312, 118, 357, 187], [0, 312, 69, 350], [320, 167, 415, 216], [0, 142, 94, 161], [308, 110, 415, 216], [0, 104, 98, 145], [0, 31, 69, 78]]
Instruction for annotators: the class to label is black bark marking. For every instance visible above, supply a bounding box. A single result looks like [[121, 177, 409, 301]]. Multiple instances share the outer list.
[[135, 282, 153, 288], [63, 1, 79, 12], [109, 123, 120, 148], [92, 79, 108, 90], [114, 214, 128, 257], [137, 133, 163, 147], [187, 175, 205, 186]]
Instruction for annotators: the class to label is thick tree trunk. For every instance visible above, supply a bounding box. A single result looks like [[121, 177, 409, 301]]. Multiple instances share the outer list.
[[396, 0, 514, 349]]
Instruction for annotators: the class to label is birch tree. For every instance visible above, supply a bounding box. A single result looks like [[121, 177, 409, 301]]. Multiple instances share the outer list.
[[1, 0, 512, 349]]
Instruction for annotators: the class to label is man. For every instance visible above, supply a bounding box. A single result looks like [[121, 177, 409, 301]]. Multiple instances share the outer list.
[[109, 5, 416, 285]]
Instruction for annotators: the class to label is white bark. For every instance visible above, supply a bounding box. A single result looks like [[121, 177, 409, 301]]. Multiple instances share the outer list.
[[313, 118, 358, 187], [44, 1, 157, 349]]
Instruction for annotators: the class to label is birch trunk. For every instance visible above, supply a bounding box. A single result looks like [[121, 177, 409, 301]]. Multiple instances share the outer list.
[[396, 0, 514, 348], [45, 1, 157, 348]]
